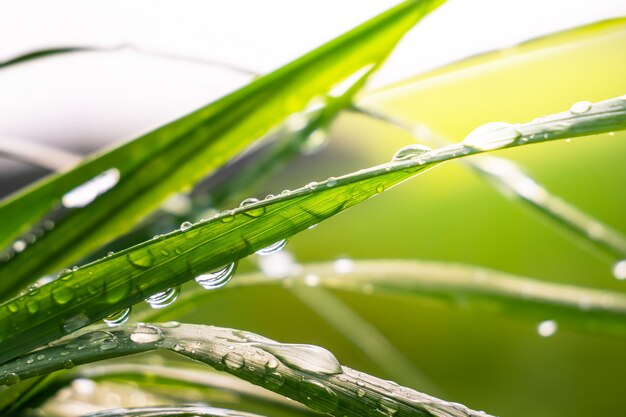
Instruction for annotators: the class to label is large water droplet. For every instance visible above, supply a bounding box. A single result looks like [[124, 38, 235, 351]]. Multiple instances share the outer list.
[[463, 122, 521, 151], [2, 372, 20, 386], [570, 100, 592, 115], [223, 351, 245, 370], [254, 343, 342, 375], [256, 239, 287, 256], [612, 260, 626, 280], [195, 262, 236, 290], [62, 168, 120, 208], [103, 307, 131, 327], [537, 320, 557, 337], [240, 198, 266, 218], [130, 324, 163, 344], [145, 286, 180, 309], [179, 221, 193, 231], [51, 283, 74, 305], [391, 144, 432, 161], [127, 250, 155, 270], [264, 371, 285, 389]]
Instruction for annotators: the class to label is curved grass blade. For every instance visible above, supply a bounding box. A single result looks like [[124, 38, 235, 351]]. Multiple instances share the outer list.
[[143, 260, 626, 338], [0, 322, 494, 417], [0, 0, 445, 294], [0, 94, 624, 364], [353, 105, 626, 263], [83, 405, 267, 417], [0, 47, 95, 68]]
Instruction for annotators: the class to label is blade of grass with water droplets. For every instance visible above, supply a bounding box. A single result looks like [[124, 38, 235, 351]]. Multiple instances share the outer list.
[[0, 322, 494, 417], [0, 94, 625, 364], [353, 104, 626, 264], [0, 0, 445, 295]]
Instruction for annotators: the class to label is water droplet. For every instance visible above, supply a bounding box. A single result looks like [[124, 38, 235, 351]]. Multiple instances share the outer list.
[[264, 371, 285, 389], [220, 211, 235, 223], [613, 260, 626, 280], [463, 122, 521, 151], [126, 250, 155, 270], [326, 177, 337, 187], [256, 239, 287, 256], [130, 324, 163, 344], [63, 168, 120, 208], [195, 262, 236, 290], [51, 284, 74, 305], [160, 321, 180, 328], [254, 343, 342, 375], [7, 302, 18, 313], [62, 313, 90, 334], [306, 181, 319, 190], [63, 359, 76, 369], [3, 372, 20, 386], [145, 286, 180, 309], [333, 258, 353, 274], [376, 184, 384, 193], [36, 354, 45, 361], [356, 387, 366, 397], [570, 100, 592, 114], [537, 320, 557, 337], [223, 352, 245, 370], [298, 379, 339, 413], [240, 198, 266, 218], [103, 307, 131, 327], [12, 240, 26, 253], [179, 221, 193, 231], [391, 144, 432, 161]]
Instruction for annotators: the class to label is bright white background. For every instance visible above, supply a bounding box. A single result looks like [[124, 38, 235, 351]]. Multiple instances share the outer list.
[[0, 0, 624, 181]]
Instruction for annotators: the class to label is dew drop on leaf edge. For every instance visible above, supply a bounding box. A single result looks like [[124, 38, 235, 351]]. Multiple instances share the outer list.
[[195, 262, 237, 290]]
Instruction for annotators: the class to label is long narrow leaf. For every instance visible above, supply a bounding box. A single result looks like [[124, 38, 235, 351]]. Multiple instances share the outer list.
[[0, 323, 494, 417]]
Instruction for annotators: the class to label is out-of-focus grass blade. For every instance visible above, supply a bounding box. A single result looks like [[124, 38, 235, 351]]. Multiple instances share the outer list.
[[0, 0, 445, 294], [0, 95, 624, 364], [363, 18, 626, 143], [147, 260, 626, 338], [0, 47, 94, 68], [0, 323, 494, 417]]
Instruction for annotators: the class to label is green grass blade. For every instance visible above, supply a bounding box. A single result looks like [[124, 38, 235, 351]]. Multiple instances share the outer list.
[[0, 94, 624, 364], [354, 105, 626, 262], [144, 260, 626, 338], [0, 0, 444, 294], [0, 323, 494, 417]]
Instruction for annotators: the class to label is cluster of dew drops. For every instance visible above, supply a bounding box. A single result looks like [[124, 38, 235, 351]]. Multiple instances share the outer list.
[[103, 214, 288, 327]]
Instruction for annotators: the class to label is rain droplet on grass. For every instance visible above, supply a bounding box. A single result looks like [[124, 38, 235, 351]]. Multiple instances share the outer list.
[[62, 313, 90, 334], [179, 221, 193, 231], [463, 122, 521, 151], [240, 197, 266, 218], [103, 307, 131, 327], [256, 239, 287, 256], [254, 343, 342, 375], [145, 286, 180, 309], [195, 262, 236, 290], [391, 144, 432, 161], [130, 324, 163, 344], [570, 100, 592, 114]]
